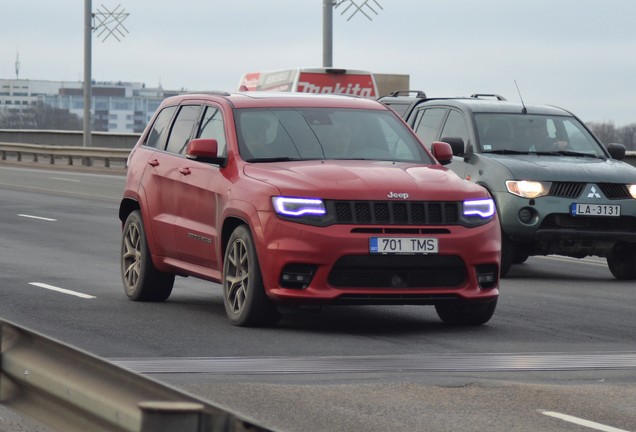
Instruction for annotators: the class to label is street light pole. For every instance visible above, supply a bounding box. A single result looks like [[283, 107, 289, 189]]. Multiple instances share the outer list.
[[83, 0, 92, 148], [322, 0, 333, 67]]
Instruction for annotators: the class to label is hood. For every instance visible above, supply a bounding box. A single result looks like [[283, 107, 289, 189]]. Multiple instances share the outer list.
[[243, 160, 488, 201], [487, 154, 636, 183]]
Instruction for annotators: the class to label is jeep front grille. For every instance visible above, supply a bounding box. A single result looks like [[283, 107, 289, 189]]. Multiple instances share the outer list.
[[327, 200, 460, 225]]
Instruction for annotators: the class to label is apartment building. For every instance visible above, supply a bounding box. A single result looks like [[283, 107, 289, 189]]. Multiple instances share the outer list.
[[0, 78, 177, 133]]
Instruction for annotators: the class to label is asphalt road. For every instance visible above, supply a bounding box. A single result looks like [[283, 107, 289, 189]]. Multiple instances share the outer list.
[[0, 164, 635, 432]]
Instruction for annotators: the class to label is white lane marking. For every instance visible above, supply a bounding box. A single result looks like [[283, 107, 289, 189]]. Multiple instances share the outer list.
[[50, 177, 81, 182], [18, 214, 57, 222], [29, 282, 96, 299], [540, 410, 629, 432]]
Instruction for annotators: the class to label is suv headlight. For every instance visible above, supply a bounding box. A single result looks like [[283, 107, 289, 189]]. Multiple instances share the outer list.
[[272, 197, 326, 217], [461, 198, 496, 226], [505, 180, 551, 199], [463, 198, 495, 218], [629, 185, 636, 199]]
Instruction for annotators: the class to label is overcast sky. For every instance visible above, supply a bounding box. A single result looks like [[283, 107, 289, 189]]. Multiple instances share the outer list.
[[2, 0, 635, 125]]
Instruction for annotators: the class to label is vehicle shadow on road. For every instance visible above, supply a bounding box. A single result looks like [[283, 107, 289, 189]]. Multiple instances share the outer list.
[[504, 258, 616, 282], [139, 283, 498, 336], [276, 305, 495, 336]]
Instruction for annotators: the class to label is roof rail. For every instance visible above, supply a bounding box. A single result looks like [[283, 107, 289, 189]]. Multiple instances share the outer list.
[[388, 90, 427, 98], [470, 93, 507, 101]]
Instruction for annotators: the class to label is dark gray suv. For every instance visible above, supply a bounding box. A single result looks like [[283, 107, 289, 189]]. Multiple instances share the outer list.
[[380, 92, 636, 278]]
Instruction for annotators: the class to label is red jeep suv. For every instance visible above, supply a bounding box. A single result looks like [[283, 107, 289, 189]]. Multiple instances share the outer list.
[[119, 92, 501, 326]]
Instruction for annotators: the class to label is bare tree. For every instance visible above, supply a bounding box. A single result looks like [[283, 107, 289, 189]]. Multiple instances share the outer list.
[[587, 121, 618, 145], [618, 124, 636, 150]]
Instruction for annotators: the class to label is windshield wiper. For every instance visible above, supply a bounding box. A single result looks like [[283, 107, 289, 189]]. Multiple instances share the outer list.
[[484, 149, 530, 155], [533, 150, 601, 158], [555, 150, 603, 158]]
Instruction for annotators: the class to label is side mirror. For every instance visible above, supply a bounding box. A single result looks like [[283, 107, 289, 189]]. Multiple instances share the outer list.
[[440, 137, 465, 156], [186, 138, 226, 165], [431, 141, 453, 165], [606, 143, 626, 160]]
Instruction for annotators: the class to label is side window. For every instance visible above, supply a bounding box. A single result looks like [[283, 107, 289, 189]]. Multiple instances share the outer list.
[[413, 107, 446, 148], [440, 110, 469, 145], [165, 105, 201, 155], [144, 105, 177, 149], [197, 106, 227, 156]]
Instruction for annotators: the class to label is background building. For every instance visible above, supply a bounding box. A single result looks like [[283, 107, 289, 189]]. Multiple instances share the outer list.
[[0, 78, 176, 133], [1, 73, 408, 133]]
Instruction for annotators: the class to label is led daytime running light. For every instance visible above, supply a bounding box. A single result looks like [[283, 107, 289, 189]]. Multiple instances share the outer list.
[[273, 197, 326, 217], [463, 199, 495, 218]]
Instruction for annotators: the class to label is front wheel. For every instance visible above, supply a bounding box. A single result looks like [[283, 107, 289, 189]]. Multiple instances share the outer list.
[[121, 210, 174, 301], [435, 299, 497, 326], [223, 225, 281, 327], [500, 234, 514, 278], [607, 243, 636, 280]]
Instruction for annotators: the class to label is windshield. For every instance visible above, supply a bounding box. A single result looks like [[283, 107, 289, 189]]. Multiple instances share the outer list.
[[474, 113, 606, 157], [236, 108, 433, 164]]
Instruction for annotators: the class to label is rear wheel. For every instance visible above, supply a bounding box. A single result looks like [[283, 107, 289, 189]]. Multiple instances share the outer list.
[[223, 225, 281, 327], [121, 210, 174, 301], [607, 243, 636, 280], [435, 298, 497, 325]]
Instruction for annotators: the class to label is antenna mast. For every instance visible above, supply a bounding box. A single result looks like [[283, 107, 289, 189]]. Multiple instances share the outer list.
[[15, 52, 20, 80]]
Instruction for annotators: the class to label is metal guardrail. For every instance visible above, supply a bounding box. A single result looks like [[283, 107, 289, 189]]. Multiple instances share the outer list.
[[0, 319, 274, 432], [1, 142, 636, 171], [0, 142, 131, 169]]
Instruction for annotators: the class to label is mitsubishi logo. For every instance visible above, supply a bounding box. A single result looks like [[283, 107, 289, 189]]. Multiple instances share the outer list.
[[587, 186, 602, 199]]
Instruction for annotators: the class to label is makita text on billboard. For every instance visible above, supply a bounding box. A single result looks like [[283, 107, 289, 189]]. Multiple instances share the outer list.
[[297, 81, 375, 97]]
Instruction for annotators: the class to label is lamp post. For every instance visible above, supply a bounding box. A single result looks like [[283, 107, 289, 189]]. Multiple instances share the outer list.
[[83, 0, 92, 148], [82, 2, 129, 149], [323, 1, 383, 68], [323, 0, 334, 67]]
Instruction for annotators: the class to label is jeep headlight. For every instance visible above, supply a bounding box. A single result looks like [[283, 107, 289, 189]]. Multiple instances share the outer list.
[[505, 180, 551, 199], [463, 198, 495, 218], [272, 197, 326, 217], [461, 198, 496, 226]]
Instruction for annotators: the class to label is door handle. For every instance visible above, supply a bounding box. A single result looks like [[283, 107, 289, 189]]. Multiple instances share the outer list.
[[148, 158, 159, 167], [179, 167, 192, 176]]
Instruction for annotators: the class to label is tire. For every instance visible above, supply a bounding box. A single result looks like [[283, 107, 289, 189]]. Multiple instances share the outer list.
[[500, 234, 514, 278], [223, 225, 281, 327], [435, 298, 497, 326], [607, 243, 636, 280], [512, 249, 530, 264], [121, 210, 174, 301]]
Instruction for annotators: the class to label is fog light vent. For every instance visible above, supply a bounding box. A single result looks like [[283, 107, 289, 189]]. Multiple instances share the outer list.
[[476, 264, 498, 289], [280, 264, 317, 289], [518, 207, 534, 224]]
